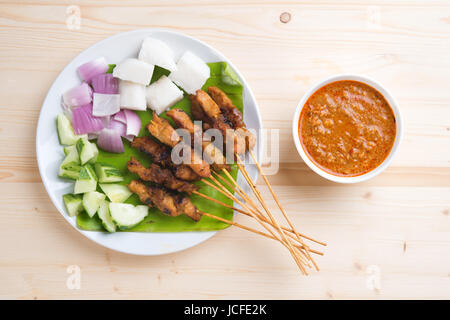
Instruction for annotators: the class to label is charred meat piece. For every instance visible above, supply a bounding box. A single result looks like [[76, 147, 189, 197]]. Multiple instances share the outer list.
[[147, 111, 211, 178], [127, 157, 198, 194], [128, 180, 201, 221], [208, 86, 245, 128], [128, 179, 153, 207], [131, 136, 171, 165], [166, 109, 230, 171], [147, 112, 180, 147], [131, 136, 200, 181], [166, 108, 196, 134], [208, 86, 256, 151], [191, 92, 245, 155]]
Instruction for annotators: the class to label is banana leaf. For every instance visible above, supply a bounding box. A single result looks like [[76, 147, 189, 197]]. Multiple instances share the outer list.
[[76, 62, 243, 232]]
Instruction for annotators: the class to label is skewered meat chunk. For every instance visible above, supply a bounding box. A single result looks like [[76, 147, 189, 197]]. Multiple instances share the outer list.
[[166, 108, 230, 171], [147, 112, 180, 147], [190, 90, 246, 155], [131, 136, 200, 181], [127, 157, 198, 194], [208, 86, 245, 129], [131, 136, 171, 165], [208, 86, 256, 151], [147, 112, 211, 178], [128, 180, 201, 221]]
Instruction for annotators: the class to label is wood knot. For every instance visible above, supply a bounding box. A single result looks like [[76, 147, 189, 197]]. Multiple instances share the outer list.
[[280, 12, 291, 24]]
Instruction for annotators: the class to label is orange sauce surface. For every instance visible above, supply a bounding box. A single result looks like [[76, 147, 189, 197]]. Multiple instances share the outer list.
[[299, 80, 396, 176]]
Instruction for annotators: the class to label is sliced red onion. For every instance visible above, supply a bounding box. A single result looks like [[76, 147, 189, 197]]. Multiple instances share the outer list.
[[124, 109, 141, 136], [108, 119, 127, 137], [77, 57, 109, 83], [71, 104, 104, 135], [97, 128, 124, 153], [108, 119, 134, 141], [113, 110, 127, 124], [91, 73, 119, 94], [62, 82, 92, 108], [92, 93, 120, 117]]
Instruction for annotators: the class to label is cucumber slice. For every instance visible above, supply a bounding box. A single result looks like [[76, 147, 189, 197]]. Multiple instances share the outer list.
[[82, 191, 106, 217], [76, 137, 97, 165], [88, 143, 99, 164], [74, 164, 97, 194], [63, 193, 83, 217], [109, 203, 148, 230], [58, 146, 81, 180], [57, 113, 87, 145], [99, 183, 132, 203], [97, 200, 116, 232], [63, 145, 76, 156], [95, 163, 124, 183], [58, 164, 82, 180]]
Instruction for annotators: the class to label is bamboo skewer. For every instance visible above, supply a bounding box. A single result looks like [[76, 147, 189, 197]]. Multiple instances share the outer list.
[[193, 190, 323, 256], [204, 175, 308, 273], [248, 150, 320, 271], [233, 154, 310, 262], [193, 189, 325, 246], [200, 211, 321, 255]]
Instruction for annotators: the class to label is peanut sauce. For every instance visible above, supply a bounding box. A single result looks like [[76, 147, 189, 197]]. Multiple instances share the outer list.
[[299, 80, 396, 176]]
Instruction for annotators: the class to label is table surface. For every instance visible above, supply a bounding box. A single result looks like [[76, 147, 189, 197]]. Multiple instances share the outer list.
[[1, 0, 449, 300]]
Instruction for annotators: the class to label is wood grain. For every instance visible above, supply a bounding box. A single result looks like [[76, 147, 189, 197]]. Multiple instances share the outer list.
[[0, 0, 449, 299]]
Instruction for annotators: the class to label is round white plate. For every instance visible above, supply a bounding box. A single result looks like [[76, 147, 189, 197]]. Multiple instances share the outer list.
[[36, 29, 263, 255]]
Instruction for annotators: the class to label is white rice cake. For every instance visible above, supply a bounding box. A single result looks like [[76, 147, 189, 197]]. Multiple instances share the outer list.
[[119, 80, 147, 111], [138, 37, 177, 72], [146, 75, 183, 114], [113, 58, 154, 85], [168, 51, 210, 95]]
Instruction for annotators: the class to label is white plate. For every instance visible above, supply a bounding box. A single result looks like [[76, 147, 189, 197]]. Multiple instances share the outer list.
[[36, 29, 263, 255]]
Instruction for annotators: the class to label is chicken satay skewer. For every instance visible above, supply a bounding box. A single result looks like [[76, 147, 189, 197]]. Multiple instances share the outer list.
[[144, 105, 314, 271], [203, 87, 320, 266], [128, 180, 318, 256]]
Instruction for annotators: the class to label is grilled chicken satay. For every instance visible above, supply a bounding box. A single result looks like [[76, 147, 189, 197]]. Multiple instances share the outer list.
[[208, 86, 245, 128], [208, 86, 256, 151], [166, 109, 230, 172], [131, 136, 200, 181], [190, 90, 246, 154], [147, 112, 211, 178], [127, 157, 198, 194], [128, 180, 202, 221]]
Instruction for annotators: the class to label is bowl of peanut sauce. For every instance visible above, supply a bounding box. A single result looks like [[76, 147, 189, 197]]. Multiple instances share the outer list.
[[292, 74, 403, 183]]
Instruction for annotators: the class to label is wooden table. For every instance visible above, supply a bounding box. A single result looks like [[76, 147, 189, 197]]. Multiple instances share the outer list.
[[0, 0, 449, 300]]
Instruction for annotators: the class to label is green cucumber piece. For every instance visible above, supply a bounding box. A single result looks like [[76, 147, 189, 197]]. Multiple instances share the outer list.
[[63, 145, 76, 156], [76, 137, 97, 165], [95, 163, 124, 183], [63, 193, 83, 217], [57, 113, 87, 145], [58, 165, 82, 180], [109, 203, 148, 230], [97, 200, 116, 232], [88, 143, 99, 164], [58, 146, 81, 180], [74, 164, 97, 194], [82, 191, 106, 217], [99, 183, 132, 203]]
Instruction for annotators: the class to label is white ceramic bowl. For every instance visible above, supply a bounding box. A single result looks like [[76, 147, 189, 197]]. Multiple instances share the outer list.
[[292, 74, 403, 183]]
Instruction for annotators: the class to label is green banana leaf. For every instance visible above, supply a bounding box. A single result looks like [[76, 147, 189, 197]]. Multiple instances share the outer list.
[[76, 62, 243, 232]]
